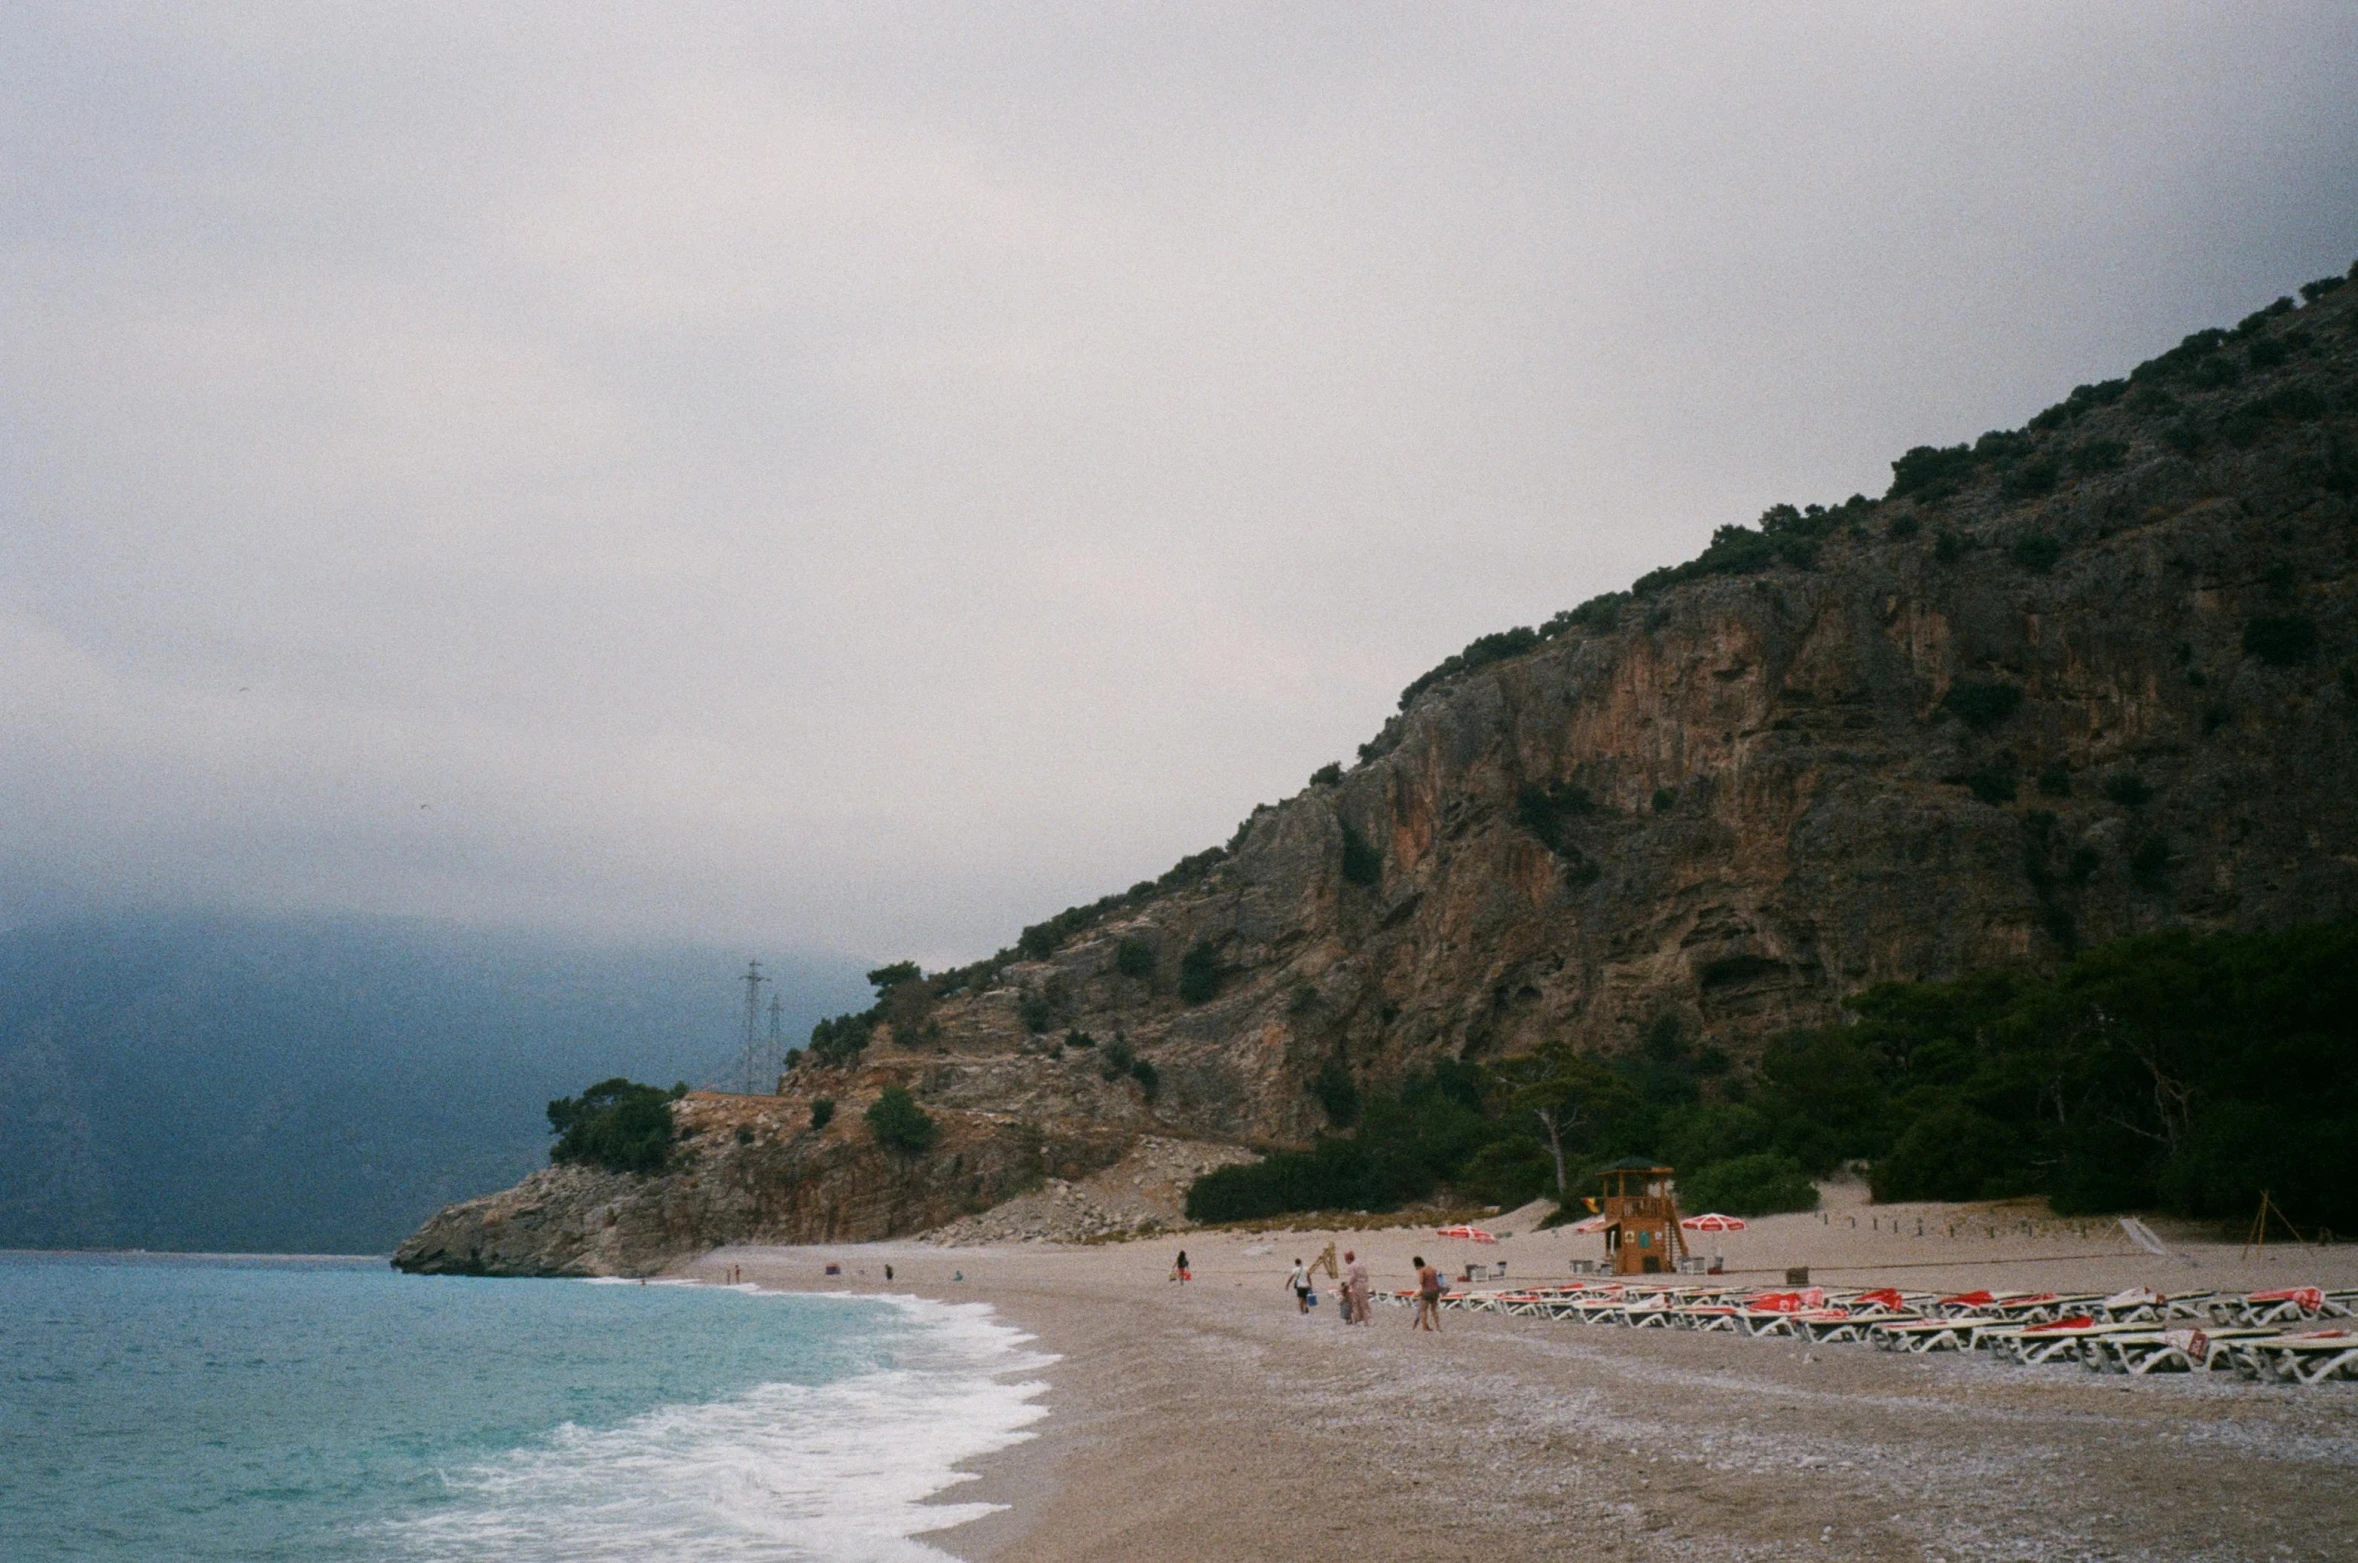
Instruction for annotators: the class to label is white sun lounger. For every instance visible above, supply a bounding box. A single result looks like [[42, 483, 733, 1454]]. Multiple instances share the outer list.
[[1987, 1320, 2150, 1366], [1735, 1309, 1812, 1339], [2085, 1287, 2169, 1324], [2080, 1326, 2280, 1375], [1604, 1293, 1675, 1327], [2220, 1289, 2343, 1327], [2229, 1331, 2358, 1385], [1870, 1317, 1991, 1353]]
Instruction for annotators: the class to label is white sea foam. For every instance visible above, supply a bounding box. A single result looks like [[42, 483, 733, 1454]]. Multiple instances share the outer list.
[[382, 1296, 1053, 1563]]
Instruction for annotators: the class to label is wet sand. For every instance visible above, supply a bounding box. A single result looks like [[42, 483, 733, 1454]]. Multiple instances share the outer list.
[[702, 1189, 2358, 1562]]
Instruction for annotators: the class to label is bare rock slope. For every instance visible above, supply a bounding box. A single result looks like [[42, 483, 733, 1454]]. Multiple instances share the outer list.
[[400, 274, 2358, 1276]]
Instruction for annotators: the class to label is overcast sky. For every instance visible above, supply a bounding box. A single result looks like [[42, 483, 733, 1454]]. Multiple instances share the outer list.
[[3, 3, 2354, 966]]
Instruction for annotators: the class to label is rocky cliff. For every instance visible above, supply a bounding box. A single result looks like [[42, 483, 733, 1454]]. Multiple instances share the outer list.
[[391, 1088, 1140, 1275], [400, 269, 2358, 1276]]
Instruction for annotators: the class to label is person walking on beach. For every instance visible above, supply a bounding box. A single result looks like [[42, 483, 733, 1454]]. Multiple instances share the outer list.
[[1172, 1249, 1190, 1284], [1343, 1249, 1370, 1325], [1412, 1255, 1443, 1332], [1287, 1257, 1312, 1313]]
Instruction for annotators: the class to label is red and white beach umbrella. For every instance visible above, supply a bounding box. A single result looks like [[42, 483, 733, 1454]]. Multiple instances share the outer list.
[[1434, 1224, 1499, 1244], [1568, 1214, 1611, 1234], [1679, 1212, 1748, 1232]]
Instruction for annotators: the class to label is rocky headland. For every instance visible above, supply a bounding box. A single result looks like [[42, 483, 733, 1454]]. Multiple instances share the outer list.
[[398, 270, 2358, 1277]]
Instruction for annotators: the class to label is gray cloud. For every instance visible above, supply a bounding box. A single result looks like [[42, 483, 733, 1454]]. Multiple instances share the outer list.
[[4, 2, 2354, 962]]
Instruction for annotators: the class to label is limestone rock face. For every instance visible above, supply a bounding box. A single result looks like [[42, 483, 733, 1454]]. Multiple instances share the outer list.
[[391, 1088, 1128, 1276], [401, 282, 2358, 1275]]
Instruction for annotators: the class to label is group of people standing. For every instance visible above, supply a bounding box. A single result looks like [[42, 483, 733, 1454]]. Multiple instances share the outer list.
[[1183, 1245, 1448, 1330], [1276, 1248, 1441, 1327]]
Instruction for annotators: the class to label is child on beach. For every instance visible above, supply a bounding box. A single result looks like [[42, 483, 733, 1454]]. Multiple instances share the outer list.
[[1172, 1249, 1190, 1283], [1413, 1256, 1442, 1332]]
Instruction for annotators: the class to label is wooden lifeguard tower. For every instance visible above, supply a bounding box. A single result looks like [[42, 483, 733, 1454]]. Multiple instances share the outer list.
[[1598, 1160, 1687, 1275]]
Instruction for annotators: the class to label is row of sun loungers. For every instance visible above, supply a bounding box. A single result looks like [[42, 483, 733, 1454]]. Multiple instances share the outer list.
[[1377, 1281, 2358, 1385]]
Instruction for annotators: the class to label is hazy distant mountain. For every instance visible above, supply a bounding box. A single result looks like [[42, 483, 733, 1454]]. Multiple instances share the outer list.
[[0, 914, 868, 1253]]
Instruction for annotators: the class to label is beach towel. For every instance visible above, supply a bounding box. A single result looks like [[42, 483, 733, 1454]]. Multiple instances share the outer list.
[[2162, 1327, 2209, 1362]]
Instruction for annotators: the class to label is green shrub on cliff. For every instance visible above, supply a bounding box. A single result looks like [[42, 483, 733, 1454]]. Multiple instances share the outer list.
[[1313, 1055, 1359, 1126], [1515, 782, 1597, 855], [1999, 458, 2058, 501], [2243, 613, 2318, 666], [1942, 680, 2024, 730], [1339, 822, 1383, 886], [865, 1086, 939, 1155], [1964, 765, 2018, 804], [547, 1078, 684, 1175], [1887, 442, 1978, 501], [807, 1011, 874, 1067], [2008, 532, 2063, 572], [1628, 504, 1835, 599], [2101, 772, 2153, 808], [1396, 626, 1543, 711], [1178, 940, 1223, 1004]]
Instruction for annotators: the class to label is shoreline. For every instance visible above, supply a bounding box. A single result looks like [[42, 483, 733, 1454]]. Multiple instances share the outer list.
[[695, 1190, 2358, 1561], [693, 1240, 1126, 1562]]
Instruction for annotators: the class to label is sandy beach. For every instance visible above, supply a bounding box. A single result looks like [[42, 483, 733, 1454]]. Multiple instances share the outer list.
[[701, 1186, 2358, 1562]]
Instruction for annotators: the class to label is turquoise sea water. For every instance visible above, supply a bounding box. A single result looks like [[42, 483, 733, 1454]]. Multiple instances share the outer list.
[[0, 1253, 1049, 1562]]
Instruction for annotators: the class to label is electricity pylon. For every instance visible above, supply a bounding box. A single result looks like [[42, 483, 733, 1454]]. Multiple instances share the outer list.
[[737, 960, 767, 1094]]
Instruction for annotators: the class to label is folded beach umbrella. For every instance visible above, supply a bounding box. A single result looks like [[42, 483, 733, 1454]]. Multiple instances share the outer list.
[[1679, 1212, 1747, 1232], [1435, 1224, 1499, 1244]]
